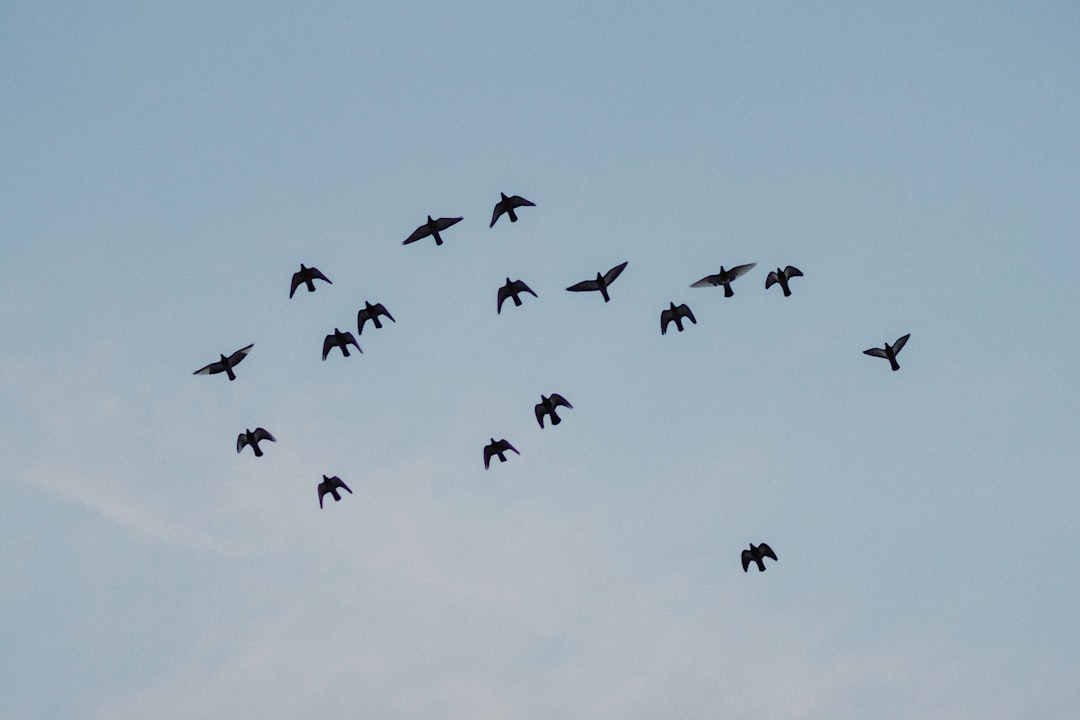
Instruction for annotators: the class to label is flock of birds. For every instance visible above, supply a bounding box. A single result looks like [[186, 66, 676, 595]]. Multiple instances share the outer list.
[[193, 191, 911, 571]]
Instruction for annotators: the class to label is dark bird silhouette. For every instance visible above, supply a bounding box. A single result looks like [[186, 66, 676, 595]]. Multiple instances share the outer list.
[[566, 261, 629, 302], [323, 328, 361, 360], [489, 192, 535, 227], [403, 215, 464, 246], [691, 262, 757, 297], [535, 393, 573, 428], [237, 427, 276, 457], [660, 302, 697, 335], [318, 475, 352, 508], [194, 343, 254, 381], [289, 264, 332, 298], [497, 278, 538, 314], [863, 333, 910, 371], [483, 438, 519, 469], [356, 301, 395, 334], [741, 542, 778, 572], [765, 266, 803, 297]]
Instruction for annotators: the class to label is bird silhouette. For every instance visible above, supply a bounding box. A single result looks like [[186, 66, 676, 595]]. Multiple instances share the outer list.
[[566, 261, 629, 302], [490, 193, 536, 227], [483, 438, 520, 469], [194, 344, 254, 381], [765, 266, 803, 297], [289, 264, 332, 298], [237, 427, 276, 457], [691, 262, 757, 297], [497, 278, 538, 314], [356, 301, 395, 334], [741, 542, 778, 572], [323, 328, 361, 360], [863, 333, 910, 371], [318, 475, 352, 508], [660, 302, 697, 335], [534, 393, 573, 428], [403, 215, 464, 246]]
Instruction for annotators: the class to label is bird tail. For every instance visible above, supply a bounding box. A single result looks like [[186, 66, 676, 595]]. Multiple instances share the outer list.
[[226, 367, 237, 381], [513, 295, 522, 306], [253, 445, 263, 457], [890, 358, 900, 371], [724, 284, 734, 298], [551, 414, 561, 426], [508, 208, 518, 222], [782, 284, 792, 297]]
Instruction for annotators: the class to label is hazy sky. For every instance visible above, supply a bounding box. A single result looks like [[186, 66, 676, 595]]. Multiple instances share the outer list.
[[3, 2, 1080, 718]]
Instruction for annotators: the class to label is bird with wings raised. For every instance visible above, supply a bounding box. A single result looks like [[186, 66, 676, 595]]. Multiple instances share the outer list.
[[497, 278, 538, 314], [490, 193, 536, 227], [691, 262, 757, 297], [765, 265, 803, 297], [317, 475, 352, 508], [660, 302, 697, 335], [356, 301, 395, 334], [403, 215, 464, 246], [194, 343, 254, 382], [289, 264, 332, 298], [534, 393, 573, 428], [323, 328, 361, 360], [237, 427, 276, 457], [483, 438, 520, 469], [864, 333, 910, 371], [566, 261, 629, 303], [741, 542, 778, 572]]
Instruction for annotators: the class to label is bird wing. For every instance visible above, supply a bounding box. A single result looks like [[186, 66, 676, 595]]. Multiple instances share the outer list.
[[497, 284, 512, 314], [432, 216, 463, 232], [333, 477, 353, 494], [237, 433, 249, 453], [678, 304, 696, 323], [483, 444, 495, 469], [402, 223, 431, 245], [502, 439, 520, 455], [566, 279, 601, 293], [549, 393, 572, 409], [193, 360, 222, 375], [534, 403, 547, 427], [322, 335, 335, 360], [253, 428, 276, 443], [765, 270, 779, 289], [892, 333, 910, 355], [784, 265, 803, 278], [863, 347, 889, 358], [225, 344, 254, 366], [727, 262, 757, 279], [507, 195, 535, 209], [603, 261, 629, 285], [373, 303, 395, 322], [343, 331, 361, 351], [741, 549, 752, 572], [514, 280, 537, 297], [660, 308, 673, 335], [690, 273, 721, 288], [489, 204, 505, 228], [758, 543, 778, 562], [289, 270, 304, 298]]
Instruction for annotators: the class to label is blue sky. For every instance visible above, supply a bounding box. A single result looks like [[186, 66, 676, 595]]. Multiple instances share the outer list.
[[3, 2, 1079, 718]]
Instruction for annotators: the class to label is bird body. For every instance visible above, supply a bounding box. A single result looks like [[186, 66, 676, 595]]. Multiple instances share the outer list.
[[863, 333, 910, 371], [566, 261, 629, 302], [356, 301, 395, 334], [535, 393, 573, 428], [323, 328, 361, 360], [318, 475, 352, 508], [290, 264, 332, 298], [691, 262, 757, 297], [483, 438, 519, 469], [765, 265, 803, 297], [497, 278, 538, 313], [237, 427, 276, 457], [194, 344, 254, 381], [660, 301, 696, 335], [490, 193, 535, 227], [741, 542, 778, 572], [403, 215, 464, 246]]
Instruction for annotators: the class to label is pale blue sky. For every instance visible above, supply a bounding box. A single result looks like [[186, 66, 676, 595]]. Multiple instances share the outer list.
[[3, 2, 1079, 718]]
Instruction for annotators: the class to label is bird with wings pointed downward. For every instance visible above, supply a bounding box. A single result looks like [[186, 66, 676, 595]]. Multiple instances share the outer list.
[[534, 393, 573, 428], [864, 333, 910, 371], [691, 262, 757, 297], [289, 264, 332, 298], [323, 328, 361, 360], [742, 542, 778, 572], [403, 215, 464, 246], [765, 265, 803, 297], [483, 438, 519, 469], [237, 428, 276, 457], [566, 261, 629, 303], [318, 475, 352, 508], [660, 302, 697, 335], [356, 301, 395, 334], [497, 278, 538, 314], [194, 344, 254, 382], [490, 193, 536, 227]]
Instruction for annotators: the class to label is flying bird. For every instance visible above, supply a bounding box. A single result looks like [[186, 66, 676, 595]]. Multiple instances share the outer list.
[[741, 542, 778, 572], [237, 427, 276, 457], [289, 264, 332, 298], [403, 215, 464, 246], [356, 301, 395, 334], [566, 261, 629, 303], [863, 333, 910, 371], [318, 475, 352, 508], [660, 302, 697, 335], [489, 192, 535, 227], [691, 262, 757, 297], [765, 265, 803, 297], [534, 393, 573, 428], [497, 278, 538, 314], [193, 343, 254, 381], [323, 328, 361, 360], [483, 438, 520, 469]]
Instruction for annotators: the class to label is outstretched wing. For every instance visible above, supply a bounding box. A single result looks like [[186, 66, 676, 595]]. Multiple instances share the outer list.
[[342, 331, 360, 351], [289, 270, 304, 298], [373, 303, 395, 322], [863, 347, 888, 359], [741, 549, 752, 572], [515, 280, 537, 297], [783, 265, 803, 278], [225, 344, 254, 366], [497, 284, 512, 314], [660, 308, 673, 335], [534, 403, 547, 428], [758, 543, 778, 562], [333, 477, 352, 494], [253, 428, 276, 443], [322, 334, 336, 360], [483, 444, 495, 469], [765, 270, 780, 289], [727, 262, 757, 279], [677, 304, 696, 323], [690, 273, 721, 288], [403, 222, 431, 245], [549, 393, 572, 409], [193, 360, 222, 375], [237, 433, 249, 453], [500, 439, 520, 455], [892, 333, 910, 355], [432, 216, 463, 232], [566, 279, 600, 293], [603, 261, 629, 285]]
